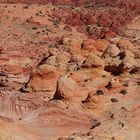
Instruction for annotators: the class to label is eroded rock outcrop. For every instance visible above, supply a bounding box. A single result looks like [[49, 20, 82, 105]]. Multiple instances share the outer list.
[[102, 40, 138, 75], [54, 75, 88, 102], [0, 3, 139, 140]]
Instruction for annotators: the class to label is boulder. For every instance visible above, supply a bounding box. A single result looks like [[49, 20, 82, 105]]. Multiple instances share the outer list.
[[123, 56, 137, 69], [102, 44, 120, 58], [103, 43, 137, 75], [117, 39, 134, 51], [28, 64, 58, 97], [70, 54, 86, 69], [122, 50, 137, 69], [54, 76, 88, 102], [83, 53, 105, 69], [56, 52, 71, 64], [82, 39, 108, 52]]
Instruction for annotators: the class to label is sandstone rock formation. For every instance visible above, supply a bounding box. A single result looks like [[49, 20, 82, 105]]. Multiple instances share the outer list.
[[54, 75, 88, 102], [0, 2, 139, 140]]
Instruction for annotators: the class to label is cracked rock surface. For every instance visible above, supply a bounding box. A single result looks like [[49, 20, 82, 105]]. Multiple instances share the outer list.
[[0, 2, 139, 140]]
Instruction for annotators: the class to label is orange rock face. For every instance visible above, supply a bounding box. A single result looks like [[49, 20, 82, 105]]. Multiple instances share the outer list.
[[27, 64, 59, 100], [0, 2, 139, 140], [54, 75, 88, 102]]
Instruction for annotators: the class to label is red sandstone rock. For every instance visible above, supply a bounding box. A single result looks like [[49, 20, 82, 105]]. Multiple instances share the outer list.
[[28, 64, 59, 99], [83, 53, 105, 69], [82, 39, 109, 52], [117, 39, 134, 51], [0, 2, 139, 140], [54, 75, 88, 102]]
